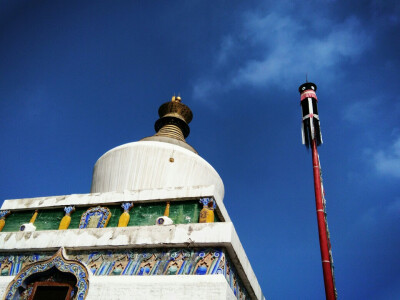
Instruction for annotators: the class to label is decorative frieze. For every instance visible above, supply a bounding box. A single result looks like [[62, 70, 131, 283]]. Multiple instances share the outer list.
[[0, 248, 249, 299], [0, 200, 211, 232]]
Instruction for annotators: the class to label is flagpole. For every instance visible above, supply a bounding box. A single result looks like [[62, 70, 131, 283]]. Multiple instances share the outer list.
[[298, 82, 337, 299]]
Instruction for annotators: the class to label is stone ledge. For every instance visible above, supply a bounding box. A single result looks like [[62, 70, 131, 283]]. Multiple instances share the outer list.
[[0, 222, 264, 300]]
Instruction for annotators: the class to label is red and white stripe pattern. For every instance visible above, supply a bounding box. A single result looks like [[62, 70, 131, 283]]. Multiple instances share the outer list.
[[300, 89, 318, 101]]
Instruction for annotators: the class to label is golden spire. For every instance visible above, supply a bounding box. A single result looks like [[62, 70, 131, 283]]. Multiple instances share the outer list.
[[140, 95, 197, 153], [154, 95, 193, 142]]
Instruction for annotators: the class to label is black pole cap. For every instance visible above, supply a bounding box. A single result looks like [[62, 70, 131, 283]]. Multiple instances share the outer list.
[[298, 82, 317, 93]]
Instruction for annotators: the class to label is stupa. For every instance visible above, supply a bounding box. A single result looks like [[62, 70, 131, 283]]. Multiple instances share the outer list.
[[0, 96, 264, 300]]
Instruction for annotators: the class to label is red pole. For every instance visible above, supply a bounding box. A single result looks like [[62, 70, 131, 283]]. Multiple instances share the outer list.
[[311, 139, 336, 300]]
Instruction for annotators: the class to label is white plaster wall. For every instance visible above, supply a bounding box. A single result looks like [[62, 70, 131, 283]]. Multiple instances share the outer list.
[[87, 275, 236, 300], [0, 277, 11, 298], [0, 275, 236, 300], [91, 141, 225, 201]]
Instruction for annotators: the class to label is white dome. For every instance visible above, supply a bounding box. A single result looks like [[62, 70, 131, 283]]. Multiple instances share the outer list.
[[91, 141, 225, 201]]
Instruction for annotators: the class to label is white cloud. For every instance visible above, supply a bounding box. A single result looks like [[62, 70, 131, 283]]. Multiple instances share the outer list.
[[343, 98, 378, 124], [217, 36, 235, 65], [235, 15, 369, 86], [372, 137, 400, 178], [193, 10, 371, 99], [192, 79, 222, 104]]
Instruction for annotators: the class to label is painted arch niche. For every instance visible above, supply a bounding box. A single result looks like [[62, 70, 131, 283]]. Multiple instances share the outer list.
[[4, 248, 89, 300]]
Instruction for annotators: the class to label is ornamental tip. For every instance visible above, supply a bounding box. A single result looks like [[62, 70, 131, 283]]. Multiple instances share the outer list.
[[299, 82, 317, 94], [171, 95, 182, 103]]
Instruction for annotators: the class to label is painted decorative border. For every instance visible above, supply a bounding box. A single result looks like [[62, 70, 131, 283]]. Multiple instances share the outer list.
[[0, 248, 248, 300], [3, 248, 89, 300]]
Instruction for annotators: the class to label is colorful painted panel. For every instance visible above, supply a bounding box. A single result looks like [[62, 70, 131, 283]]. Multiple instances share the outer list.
[[79, 206, 111, 229], [71, 249, 226, 277], [0, 248, 249, 300], [0, 253, 51, 276], [0, 200, 214, 232]]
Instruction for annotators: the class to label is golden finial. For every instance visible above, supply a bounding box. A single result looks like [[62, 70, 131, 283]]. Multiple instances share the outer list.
[[171, 95, 182, 103], [140, 93, 196, 152]]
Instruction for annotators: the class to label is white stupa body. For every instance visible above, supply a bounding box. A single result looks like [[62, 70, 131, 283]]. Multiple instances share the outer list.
[[91, 140, 225, 202]]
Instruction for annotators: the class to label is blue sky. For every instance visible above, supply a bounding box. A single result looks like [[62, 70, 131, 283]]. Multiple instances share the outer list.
[[0, 0, 399, 299]]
